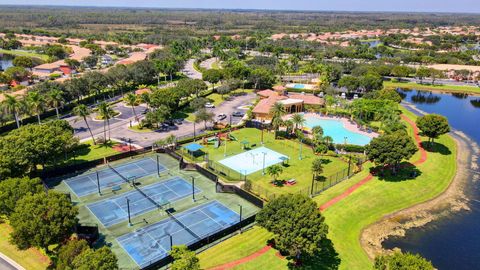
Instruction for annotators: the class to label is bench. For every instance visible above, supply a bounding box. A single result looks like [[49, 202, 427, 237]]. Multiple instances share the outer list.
[[112, 185, 121, 193]]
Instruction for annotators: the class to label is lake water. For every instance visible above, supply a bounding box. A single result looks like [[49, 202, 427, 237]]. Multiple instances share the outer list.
[[383, 89, 480, 269], [0, 54, 14, 71]]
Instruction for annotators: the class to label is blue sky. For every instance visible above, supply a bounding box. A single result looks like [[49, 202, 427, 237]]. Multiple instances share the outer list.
[[1, 0, 479, 13]]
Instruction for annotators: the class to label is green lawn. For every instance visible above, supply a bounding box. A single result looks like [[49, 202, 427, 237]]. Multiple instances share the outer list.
[[66, 140, 121, 164], [200, 128, 351, 200], [196, 107, 457, 270], [314, 107, 457, 270], [199, 226, 278, 269], [0, 222, 51, 270], [0, 49, 50, 62], [384, 80, 480, 95]]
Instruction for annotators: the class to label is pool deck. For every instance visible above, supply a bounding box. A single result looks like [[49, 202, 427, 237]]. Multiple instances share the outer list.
[[287, 113, 379, 139]]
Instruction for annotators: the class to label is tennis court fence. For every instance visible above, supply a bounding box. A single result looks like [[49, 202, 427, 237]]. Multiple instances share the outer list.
[[141, 213, 256, 270]]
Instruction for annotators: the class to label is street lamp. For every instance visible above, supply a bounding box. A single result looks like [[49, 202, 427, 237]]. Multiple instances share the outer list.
[[298, 139, 303, 160], [238, 204, 243, 233], [262, 152, 267, 175], [193, 121, 196, 142]]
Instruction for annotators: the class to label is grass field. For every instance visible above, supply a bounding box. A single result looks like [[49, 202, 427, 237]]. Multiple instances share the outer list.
[[0, 49, 50, 62], [197, 107, 457, 270], [65, 140, 121, 164], [0, 222, 51, 270], [313, 107, 456, 269], [199, 226, 275, 269], [199, 128, 351, 200], [384, 80, 480, 95]]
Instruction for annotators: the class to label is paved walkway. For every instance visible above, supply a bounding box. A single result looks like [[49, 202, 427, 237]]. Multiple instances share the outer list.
[[206, 114, 427, 270], [0, 252, 24, 270]]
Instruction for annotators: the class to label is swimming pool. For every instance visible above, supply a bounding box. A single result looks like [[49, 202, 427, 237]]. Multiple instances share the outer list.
[[304, 116, 372, 146], [293, 84, 306, 89], [218, 146, 288, 175]]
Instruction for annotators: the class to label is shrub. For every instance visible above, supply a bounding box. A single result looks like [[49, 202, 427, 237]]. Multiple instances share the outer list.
[[337, 144, 365, 153]]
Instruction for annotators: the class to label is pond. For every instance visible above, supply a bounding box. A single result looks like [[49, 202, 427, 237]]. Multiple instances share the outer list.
[[383, 89, 480, 270], [0, 54, 14, 71]]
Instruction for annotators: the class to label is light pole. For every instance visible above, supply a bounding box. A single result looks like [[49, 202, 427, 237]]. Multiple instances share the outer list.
[[261, 121, 265, 144], [238, 204, 243, 233], [262, 152, 267, 175], [193, 121, 196, 142], [298, 139, 303, 160], [224, 134, 227, 157]]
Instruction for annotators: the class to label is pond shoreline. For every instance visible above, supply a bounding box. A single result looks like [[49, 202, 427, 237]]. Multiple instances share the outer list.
[[359, 104, 479, 259]]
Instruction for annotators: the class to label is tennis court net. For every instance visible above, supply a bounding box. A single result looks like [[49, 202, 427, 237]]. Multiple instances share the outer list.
[[132, 184, 164, 210], [166, 210, 201, 240], [107, 163, 130, 184]]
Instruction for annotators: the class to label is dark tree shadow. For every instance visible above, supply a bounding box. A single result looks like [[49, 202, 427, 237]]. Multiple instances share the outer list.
[[287, 239, 341, 270], [420, 141, 451, 155], [370, 163, 422, 182]]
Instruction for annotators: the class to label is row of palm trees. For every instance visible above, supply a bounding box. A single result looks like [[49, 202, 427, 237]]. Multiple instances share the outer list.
[[72, 102, 117, 145], [1, 89, 65, 128]]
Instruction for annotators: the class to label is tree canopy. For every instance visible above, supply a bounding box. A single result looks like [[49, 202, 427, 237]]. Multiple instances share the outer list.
[[256, 194, 329, 260], [416, 114, 450, 145], [365, 131, 417, 174], [0, 177, 44, 217], [9, 191, 78, 253], [170, 245, 201, 270], [374, 252, 435, 270]]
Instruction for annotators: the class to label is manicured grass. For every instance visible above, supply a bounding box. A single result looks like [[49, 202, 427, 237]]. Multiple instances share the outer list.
[[384, 80, 480, 95], [211, 61, 222, 70], [69, 140, 120, 162], [0, 222, 51, 270], [230, 248, 288, 270], [202, 128, 351, 199], [0, 49, 50, 62], [314, 107, 456, 269], [196, 106, 457, 270], [128, 124, 155, 133], [198, 226, 276, 269]]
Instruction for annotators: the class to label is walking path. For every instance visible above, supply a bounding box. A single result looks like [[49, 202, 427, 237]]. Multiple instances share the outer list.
[[206, 114, 427, 270], [0, 252, 25, 270]]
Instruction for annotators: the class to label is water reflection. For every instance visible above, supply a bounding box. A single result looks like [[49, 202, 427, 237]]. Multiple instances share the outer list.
[[451, 92, 469, 99], [410, 91, 441, 104], [471, 99, 480, 108]]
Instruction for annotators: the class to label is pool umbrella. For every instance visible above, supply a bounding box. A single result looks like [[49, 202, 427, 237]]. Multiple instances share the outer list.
[[279, 156, 289, 165], [240, 140, 249, 149]]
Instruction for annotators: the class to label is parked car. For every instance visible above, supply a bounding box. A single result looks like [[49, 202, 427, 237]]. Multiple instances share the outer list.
[[174, 118, 183, 125], [232, 111, 244, 117], [205, 102, 215, 108], [217, 114, 227, 120]]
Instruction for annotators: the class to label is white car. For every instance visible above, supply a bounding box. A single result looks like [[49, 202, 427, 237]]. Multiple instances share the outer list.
[[205, 103, 215, 108]]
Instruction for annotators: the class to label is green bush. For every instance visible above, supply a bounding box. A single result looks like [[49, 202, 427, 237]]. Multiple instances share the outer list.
[[337, 144, 365, 153]]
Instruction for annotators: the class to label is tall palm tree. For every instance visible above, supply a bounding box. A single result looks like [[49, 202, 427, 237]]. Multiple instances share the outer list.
[[124, 93, 139, 121], [26, 91, 45, 124], [46, 88, 64, 119], [270, 102, 286, 139], [97, 102, 115, 142], [73, 104, 96, 145], [311, 126, 324, 146], [2, 94, 21, 128], [291, 113, 306, 132]]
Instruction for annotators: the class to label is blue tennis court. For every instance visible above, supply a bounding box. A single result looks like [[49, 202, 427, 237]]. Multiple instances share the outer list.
[[87, 177, 200, 227], [65, 157, 165, 197], [117, 201, 239, 268]]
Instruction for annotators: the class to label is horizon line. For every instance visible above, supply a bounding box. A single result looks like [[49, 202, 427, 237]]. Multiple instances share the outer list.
[[1, 4, 480, 15]]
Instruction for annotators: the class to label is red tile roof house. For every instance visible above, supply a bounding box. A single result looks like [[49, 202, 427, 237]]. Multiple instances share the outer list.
[[252, 90, 324, 121]]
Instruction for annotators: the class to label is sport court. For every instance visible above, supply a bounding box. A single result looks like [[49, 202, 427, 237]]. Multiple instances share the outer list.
[[117, 200, 240, 268], [87, 177, 200, 227], [65, 157, 165, 197], [219, 146, 288, 175]]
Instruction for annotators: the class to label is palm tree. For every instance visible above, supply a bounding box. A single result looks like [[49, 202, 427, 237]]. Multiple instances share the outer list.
[[46, 88, 64, 118], [26, 91, 45, 124], [73, 104, 96, 145], [270, 102, 286, 139], [266, 165, 283, 182], [291, 113, 306, 132], [124, 93, 139, 121], [2, 94, 22, 128], [97, 102, 115, 142], [311, 125, 324, 146], [311, 158, 324, 181], [140, 92, 151, 110]]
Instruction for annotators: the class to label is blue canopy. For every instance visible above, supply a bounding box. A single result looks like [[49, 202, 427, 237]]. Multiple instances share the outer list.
[[184, 143, 204, 152]]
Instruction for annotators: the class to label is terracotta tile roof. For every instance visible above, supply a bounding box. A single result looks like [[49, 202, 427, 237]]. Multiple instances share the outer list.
[[135, 88, 152, 95], [289, 94, 324, 105], [252, 95, 286, 114], [257, 89, 278, 98]]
